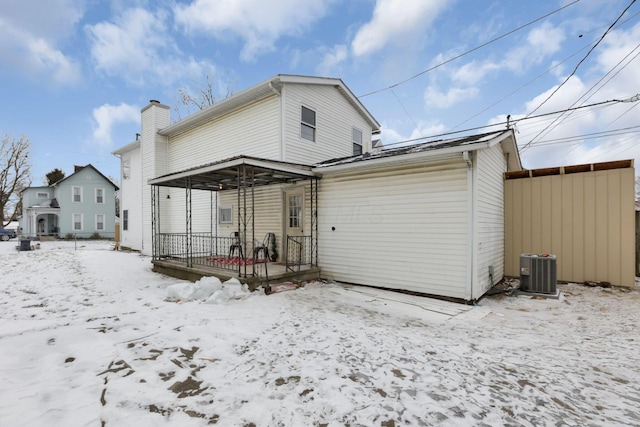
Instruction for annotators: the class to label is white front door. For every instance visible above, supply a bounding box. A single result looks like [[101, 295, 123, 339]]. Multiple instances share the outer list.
[[285, 191, 304, 238]]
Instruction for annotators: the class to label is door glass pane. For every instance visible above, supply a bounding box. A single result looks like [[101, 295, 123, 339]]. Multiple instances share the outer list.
[[288, 195, 302, 229]]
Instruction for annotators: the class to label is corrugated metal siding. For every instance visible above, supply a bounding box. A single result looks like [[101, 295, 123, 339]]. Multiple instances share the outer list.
[[318, 160, 469, 299], [283, 84, 373, 164], [473, 145, 507, 298], [505, 167, 635, 287], [168, 95, 281, 173]]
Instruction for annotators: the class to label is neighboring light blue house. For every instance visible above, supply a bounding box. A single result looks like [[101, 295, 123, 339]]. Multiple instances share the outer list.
[[19, 165, 118, 239]]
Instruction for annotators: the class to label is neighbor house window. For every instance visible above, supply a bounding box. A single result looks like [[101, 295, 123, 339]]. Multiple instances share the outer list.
[[96, 214, 105, 231], [123, 210, 128, 231], [301, 106, 316, 142], [219, 206, 233, 224], [37, 192, 49, 198], [122, 159, 131, 179], [73, 213, 83, 231], [352, 127, 363, 156], [95, 188, 104, 204], [72, 186, 82, 203]]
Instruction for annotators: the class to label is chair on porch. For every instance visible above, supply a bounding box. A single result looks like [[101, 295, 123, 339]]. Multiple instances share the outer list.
[[253, 232, 275, 262], [228, 231, 244, 260]]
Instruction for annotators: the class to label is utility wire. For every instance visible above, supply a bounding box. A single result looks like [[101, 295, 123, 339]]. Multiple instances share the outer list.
[[357, 0, 582, 98], [522, 0, 637, 146], [380, 96, 638, 149], [522, 42, 640, 149]]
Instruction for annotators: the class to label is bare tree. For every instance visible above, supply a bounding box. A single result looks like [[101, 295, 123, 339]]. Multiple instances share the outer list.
[[0, 134, 31, 227], [172, 74, 235, 121]]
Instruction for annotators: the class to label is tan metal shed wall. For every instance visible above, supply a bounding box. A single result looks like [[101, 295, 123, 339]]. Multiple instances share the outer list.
[[505, 166, 635, 287]]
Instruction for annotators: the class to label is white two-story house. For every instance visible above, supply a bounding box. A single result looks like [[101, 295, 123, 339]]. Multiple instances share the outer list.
[[114, 74, 521, 302]]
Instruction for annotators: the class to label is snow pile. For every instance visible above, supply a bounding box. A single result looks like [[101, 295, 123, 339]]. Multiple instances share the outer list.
[[166, 276, 251, 304]]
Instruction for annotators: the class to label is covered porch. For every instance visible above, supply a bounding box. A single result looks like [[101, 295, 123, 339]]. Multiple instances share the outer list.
[[148, 156, 321, 289], [22, 203, 60, 238]]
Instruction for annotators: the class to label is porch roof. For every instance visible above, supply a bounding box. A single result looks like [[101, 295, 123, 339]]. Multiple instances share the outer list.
[[148, 155, 317, 190]]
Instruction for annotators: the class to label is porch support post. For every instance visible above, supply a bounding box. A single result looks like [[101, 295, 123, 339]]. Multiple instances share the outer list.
[[311, 177, 318, 267], [250, 166, 256, 277], [236, 167, 242, 278], [151, 185, 158, 260], [186, 178, 193, 268]]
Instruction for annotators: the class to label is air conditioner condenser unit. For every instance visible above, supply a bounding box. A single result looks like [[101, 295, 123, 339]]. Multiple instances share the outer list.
[[520, 253, 557, 294]]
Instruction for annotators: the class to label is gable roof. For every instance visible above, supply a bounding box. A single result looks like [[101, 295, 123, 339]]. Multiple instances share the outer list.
[[52, 164, 119, 190], [314, 129, 522, 172], [158, 74, 381, 138]]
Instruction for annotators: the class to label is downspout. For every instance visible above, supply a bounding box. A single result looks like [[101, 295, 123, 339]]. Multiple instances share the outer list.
[[463, 151, 474, 301]]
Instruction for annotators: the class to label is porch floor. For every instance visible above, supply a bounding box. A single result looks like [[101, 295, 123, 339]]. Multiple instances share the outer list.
[[152, 257, 320, 290]]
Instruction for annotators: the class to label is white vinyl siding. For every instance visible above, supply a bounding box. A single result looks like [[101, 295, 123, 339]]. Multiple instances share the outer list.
[[168, 95, 281, 174], [318, 160, 469, 300], [473, 144, 507, 298], [283, 84, 373, 164], [73, 213, 83, 231]]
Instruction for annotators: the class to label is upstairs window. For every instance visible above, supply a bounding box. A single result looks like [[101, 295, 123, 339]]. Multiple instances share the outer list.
[[301, 106, 316, 142], [96, 188, 104, 204], [352, 127, 363, 156], [72, 186, 82, 203]]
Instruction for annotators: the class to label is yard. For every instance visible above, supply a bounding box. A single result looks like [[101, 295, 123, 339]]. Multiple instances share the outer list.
[[0, 241, 639, 426]]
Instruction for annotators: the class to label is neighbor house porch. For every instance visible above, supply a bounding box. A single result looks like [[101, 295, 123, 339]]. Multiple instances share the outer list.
[[148, 156, 321, 289]]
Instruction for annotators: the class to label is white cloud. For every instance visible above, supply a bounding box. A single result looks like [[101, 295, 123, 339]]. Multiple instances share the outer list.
[[86, 7, 217, 86], [424, 85, 479, 109], [503, 22, 566, 73], [87, 8, 170, 84], [351, 0, 450, 57], [92, 103, 140, 147], [174, 0, 335, 62], [317, 45, 348, 76], [0, 0, 83, 85]]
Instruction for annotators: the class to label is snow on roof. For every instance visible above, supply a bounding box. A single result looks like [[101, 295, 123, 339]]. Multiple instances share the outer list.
[[315, 130, 510, 168]]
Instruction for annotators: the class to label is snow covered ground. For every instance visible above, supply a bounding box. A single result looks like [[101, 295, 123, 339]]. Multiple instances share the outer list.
[[1, 240, 639, 426]]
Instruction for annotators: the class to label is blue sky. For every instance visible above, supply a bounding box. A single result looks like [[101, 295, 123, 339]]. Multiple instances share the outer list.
[[1, 0, 639, 185]]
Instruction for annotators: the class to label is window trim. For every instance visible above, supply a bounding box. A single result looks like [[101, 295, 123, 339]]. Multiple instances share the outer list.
[[300, 105, 316, 142], [72, 186, 82, 203], [95, 188, 105, 204], [72, 213, 83, 231], [218, 205, 233, 224], [123, 210, 129, 231], [95, 214, 105, 231], [352, 127, 363, 156]]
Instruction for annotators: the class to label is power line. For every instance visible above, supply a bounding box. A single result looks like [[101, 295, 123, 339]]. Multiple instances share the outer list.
[[522, 0, 637, 140], [357, 0, 582, 98], [522, 42, 640, 148], [380, 96, 637, 149]]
